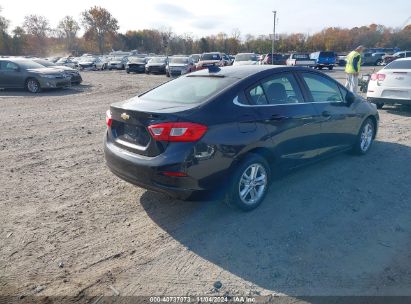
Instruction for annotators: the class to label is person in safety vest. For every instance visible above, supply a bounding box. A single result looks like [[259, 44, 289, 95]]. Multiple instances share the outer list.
[[345, 45, 365, 93]]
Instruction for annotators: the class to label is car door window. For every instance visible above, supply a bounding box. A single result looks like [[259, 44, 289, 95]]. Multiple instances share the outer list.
[[248, 85, 268, 105], [1, 61, 18, 71], [262, 74, 303, 104], [301, 73, 343, 103], [246, 73, 303, 106]]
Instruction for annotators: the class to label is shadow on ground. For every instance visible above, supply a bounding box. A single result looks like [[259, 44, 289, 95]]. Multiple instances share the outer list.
[[141, 140, 411, 296]]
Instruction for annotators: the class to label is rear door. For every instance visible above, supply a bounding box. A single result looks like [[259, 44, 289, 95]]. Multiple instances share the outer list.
[[298, 72, 360, 154], [244, 72, 322, 168]]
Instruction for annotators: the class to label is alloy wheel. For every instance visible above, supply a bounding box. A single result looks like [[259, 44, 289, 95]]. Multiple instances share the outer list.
[[238, 163, 268, 205]]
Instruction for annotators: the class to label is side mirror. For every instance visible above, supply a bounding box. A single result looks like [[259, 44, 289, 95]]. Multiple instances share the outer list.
[[345, 91, 355, 105]]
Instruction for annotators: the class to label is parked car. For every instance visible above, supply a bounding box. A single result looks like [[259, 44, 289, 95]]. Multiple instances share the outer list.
[[310, 51, 336, 70], [55, 57, 78, 69], [78, 56, 98, 70], [262, 53, 287, 65], [382, 51, 411, 65], [108, 56, 128, 70], [94, 56, 110, 70], [196, 52, 224, 70], [367, 58, 411, 109], [145, 57, 167, 74], [222, 53, 232, 66], [286, 53, 316, 67], [166, 56, 195, 77], [32, 58, 82, 85], [126, 57, 147, 73], [362, 52, 386, 66], [0, 58, 71, 93], [104, 65, 379, 211], [189, 54, 201, 64], [337, 54, 347, 66], [233, 53, 259, 66]]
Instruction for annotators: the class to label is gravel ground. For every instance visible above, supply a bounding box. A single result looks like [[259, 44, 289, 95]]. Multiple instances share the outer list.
[[1, 67, 411, 302]]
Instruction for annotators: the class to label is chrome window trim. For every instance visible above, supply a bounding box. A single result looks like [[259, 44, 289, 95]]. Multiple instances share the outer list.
[[233, 96, 344, 107]]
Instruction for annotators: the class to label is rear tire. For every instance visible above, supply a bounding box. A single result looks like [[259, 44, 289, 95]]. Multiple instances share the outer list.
[[224, 154, 271, 211], [352, 118, 375, 155], [26, 78, 41, 93], [328, 65, 333, 70]]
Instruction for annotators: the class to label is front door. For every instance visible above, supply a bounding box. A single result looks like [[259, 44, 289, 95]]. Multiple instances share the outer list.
[[298, 72, 360, 154]]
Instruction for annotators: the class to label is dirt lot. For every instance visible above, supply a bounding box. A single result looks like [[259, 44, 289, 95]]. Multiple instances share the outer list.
[[1, 68, 411, 302]]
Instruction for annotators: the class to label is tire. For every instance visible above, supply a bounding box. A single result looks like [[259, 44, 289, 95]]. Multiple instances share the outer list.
[[126, 69, 130, 74], [375, 59, 383, 66], [224, 154, 271, 211], [352, 118, 375, 155], [318, 66, 323, 70], [328, 65, 333, 70], [166, 72, 170, 77], [376, 102, 384, 109], [26, 78, 41, 93]]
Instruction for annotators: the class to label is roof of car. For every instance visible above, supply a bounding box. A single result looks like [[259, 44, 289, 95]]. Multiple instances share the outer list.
[[189, 65, 310, 79]]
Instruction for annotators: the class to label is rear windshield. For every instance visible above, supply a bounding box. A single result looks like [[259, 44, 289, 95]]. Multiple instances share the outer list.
[[140, 76, 237, 104], [128, 57, 146, 63], [294, 54, 309, 59], [319, 52, 335, 58], [385, 60, 411, 69], [169, 57, 189, 64], [201, 53, 221, 61], [235, 54, 258, 61]]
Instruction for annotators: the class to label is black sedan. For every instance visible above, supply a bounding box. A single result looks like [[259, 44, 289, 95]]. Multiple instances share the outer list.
[[104, 66, 379, 211]]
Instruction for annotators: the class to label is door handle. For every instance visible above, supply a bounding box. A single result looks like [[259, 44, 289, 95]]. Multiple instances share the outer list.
[[269, 114, 289, 121]]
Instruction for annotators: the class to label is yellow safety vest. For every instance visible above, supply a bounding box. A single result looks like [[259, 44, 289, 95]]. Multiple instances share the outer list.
[[345, 51, 361, 74]]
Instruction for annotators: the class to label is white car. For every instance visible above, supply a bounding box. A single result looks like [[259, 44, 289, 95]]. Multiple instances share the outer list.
[[233, 53, 258, 66], [367, 58, 411, 109]]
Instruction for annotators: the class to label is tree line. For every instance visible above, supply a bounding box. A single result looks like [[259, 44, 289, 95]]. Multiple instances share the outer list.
[[1, 6, 410, 57]]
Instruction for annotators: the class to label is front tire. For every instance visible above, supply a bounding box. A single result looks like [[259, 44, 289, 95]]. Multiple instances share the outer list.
[[224, 154, 270, 211], [26, 78, 41, 93], [352, 118, 375, 155]]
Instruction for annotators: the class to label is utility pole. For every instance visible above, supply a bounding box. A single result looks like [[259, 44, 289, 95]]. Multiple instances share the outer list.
[[271, 10, 277, 65]]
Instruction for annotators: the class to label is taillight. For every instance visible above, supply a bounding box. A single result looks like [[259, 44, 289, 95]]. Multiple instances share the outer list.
[[148, 122, 207, 142], [106, 110, 112, 127], [371, 73, 386, 81]]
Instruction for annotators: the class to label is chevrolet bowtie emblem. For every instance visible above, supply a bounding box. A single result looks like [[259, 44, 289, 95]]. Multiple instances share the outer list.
[[121, 113, 130, 120]]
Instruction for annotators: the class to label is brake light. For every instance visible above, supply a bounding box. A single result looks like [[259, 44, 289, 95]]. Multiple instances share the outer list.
[[148, 122, 207, 142], [106, 110, 112, 127], [371, 73, 386, 81]]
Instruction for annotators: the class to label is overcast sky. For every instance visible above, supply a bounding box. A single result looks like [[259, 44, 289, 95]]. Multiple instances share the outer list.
[[2, 0, 411, 38]]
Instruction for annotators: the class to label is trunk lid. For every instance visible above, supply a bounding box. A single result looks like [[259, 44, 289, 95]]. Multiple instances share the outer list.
[[380, 69, 411, 87], [108, 96, 195, 157]]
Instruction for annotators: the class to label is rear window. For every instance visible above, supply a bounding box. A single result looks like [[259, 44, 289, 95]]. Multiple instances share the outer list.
[[293, 54, 309, 59], [201, 53, 221, 61], [235, 54, 258, 61], [319, 52, 335, 58], [140, 76, 236, 104], [149, 57, 166, 63], [385, 60, 411, 69]]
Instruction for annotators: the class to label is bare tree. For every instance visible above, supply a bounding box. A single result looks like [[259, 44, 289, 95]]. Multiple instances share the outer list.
[[58, 16, 80, 52], [0, 6, 9, 32], [23, 14, 50, 55], [81, 6, 119, 54]]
